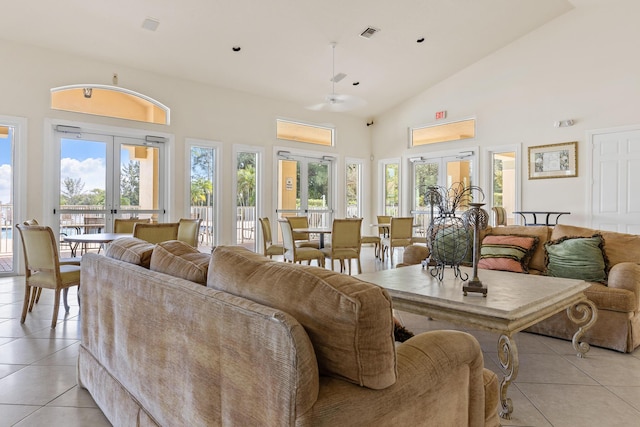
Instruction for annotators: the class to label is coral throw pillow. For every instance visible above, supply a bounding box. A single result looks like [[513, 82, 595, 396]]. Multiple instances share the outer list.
[[478, 234, 539, 273]]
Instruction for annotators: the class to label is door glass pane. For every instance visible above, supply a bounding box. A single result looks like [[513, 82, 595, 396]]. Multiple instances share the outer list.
[[307, 160, 329, 227], [445, 159, 472, 189], [190, 146, 215, 250], [413, 161, 439, 232], [276, 156, 333, 238], [236, 152, 257, 248], [119, 144, 160, 220], [492, 152, 516, 225], [278, 159, 300, 215], [0, 125, 14, 273], [384, 163, 399, 216], [59, 138, 107, 254], [346, 162, 361, 218]]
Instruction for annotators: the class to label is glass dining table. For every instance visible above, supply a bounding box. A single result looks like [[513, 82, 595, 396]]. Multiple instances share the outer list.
[[63, 232, 132, 256]]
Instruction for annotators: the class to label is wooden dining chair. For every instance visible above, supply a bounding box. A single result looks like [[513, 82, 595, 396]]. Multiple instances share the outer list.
[[492, 206, 507, 226], [286, 216, 320, 248], [114, 218, 151, 233], [133, 222, 180, 244], [376, 215, 392, 238], [21, 219, 82, 307], [381, 217, 414, 263], [321, 218, 362, 274], [259, 217, 285, 258], [177, 218, 202, 247], [279, 219, 324, 267], [16, 224, 81, 328]]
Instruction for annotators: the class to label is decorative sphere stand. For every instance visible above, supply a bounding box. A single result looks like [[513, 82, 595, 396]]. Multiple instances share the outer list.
[[463, 202, 488, 297]]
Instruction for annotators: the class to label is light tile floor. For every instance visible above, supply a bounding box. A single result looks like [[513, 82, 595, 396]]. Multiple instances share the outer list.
[[0, 245, 639, 426]]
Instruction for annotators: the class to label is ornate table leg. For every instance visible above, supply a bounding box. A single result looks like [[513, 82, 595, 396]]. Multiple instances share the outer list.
[[567, 299, 598, 358], [497, 334, 519, 419]]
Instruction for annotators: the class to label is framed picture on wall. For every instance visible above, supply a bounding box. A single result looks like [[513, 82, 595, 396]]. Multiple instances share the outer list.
[[528, 141, 577, 179]]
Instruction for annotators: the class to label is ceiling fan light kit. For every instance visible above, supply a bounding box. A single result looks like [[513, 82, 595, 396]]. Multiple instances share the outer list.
[[306, 42, 365, 112]]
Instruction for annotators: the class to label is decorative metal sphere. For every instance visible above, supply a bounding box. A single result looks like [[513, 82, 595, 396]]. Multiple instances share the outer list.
[[462, 205, 490, 230], [425, 187, 443, 207]]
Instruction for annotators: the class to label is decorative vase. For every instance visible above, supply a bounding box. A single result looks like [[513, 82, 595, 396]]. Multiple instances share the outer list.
[[428, 213, 470, 280], [425, 183, 485, 281]]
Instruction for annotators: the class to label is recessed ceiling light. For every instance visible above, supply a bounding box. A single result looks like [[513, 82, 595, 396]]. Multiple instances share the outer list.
[[232, 46, 241, 52], [142, 18, 160, 32]]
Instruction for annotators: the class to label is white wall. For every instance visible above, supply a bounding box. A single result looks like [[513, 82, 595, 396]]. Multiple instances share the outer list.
[[0, 39, 372, 244], [371, 0, 640, 226]]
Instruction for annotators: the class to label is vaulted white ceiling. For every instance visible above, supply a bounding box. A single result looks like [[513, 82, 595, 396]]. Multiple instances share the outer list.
[[0, 0, 574, 118]]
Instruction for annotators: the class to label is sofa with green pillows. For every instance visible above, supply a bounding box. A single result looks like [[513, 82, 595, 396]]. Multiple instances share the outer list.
[[477, 224, 640, 353]]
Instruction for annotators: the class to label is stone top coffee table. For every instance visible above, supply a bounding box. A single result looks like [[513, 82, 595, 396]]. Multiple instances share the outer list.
[[357, 264, 597, 420]]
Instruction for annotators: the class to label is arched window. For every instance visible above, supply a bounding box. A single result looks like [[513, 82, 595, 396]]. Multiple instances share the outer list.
[[51, 84, 170, 125]]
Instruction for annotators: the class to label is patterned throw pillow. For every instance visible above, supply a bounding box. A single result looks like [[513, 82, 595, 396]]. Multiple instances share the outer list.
[[478, 234, 539, 273], [545, 234, 607, 282]]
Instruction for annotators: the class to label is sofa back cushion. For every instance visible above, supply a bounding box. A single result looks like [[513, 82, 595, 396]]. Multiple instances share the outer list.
[[551, 224, 640, 268], [207, 246, 397, 390], [481, 225, 551, 272], [105, 237, 155, 268], [150, 240, 211, 285]]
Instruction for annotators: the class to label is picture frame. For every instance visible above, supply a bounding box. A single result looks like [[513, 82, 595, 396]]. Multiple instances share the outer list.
[[528, 141, 577, 179]]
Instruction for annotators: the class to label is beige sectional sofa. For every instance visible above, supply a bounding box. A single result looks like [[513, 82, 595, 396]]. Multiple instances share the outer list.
[[77, 239, 500, 426], [479, 224, 640, 353]]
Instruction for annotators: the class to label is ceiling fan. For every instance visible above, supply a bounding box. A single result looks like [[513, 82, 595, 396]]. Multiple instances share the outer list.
[[306, 42, 366, 112]]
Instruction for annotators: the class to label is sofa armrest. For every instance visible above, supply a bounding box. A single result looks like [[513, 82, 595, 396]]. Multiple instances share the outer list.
[[302, 330, 496, 427], [607, 262, 640, 307]]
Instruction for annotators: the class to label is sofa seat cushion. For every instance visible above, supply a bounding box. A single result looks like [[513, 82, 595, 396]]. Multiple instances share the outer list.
[[478, 234, 539, 273], [207, 246, 397, 390], [105, 237, 155, 268], [585, 283, 637, 312], [545, 235, 607, 282], [150, 240, 211, 285]]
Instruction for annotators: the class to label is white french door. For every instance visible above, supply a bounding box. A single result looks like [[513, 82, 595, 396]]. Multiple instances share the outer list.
[[0, 116, 26, 275], [276, 153, 334, 228], [410, 154, 476, 230], [53, 126, 166, 246], [590, 127, 640, 233]]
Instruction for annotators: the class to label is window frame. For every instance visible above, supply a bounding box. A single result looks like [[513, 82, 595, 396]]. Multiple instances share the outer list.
[[232, 144, 263, 250], [185, 138, 222, 248], [345, 157, 364, 218]]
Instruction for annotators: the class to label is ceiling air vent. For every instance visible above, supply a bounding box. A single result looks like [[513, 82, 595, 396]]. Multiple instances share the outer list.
[[360, 27, 380, 39]]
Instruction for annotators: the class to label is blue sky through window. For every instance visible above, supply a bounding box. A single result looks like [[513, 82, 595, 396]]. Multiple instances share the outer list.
[[60, 138, 108, 193], [0, 127, 13, 204]]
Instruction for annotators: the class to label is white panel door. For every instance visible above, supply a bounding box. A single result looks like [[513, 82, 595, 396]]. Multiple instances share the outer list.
[[591, 128, 640, 233]]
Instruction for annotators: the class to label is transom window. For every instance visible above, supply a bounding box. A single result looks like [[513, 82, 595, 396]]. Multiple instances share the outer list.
[[276, 119, 334, 146], [411, 119, 475, 147], [51, 84, 170, 125]]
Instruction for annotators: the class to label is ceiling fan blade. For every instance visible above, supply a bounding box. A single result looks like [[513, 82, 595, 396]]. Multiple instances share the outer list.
[[306, 102, 329, 111], [306, 93, 366, 112]]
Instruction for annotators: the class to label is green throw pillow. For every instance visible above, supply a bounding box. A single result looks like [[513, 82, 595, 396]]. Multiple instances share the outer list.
[[545, 234, 607, 282]]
